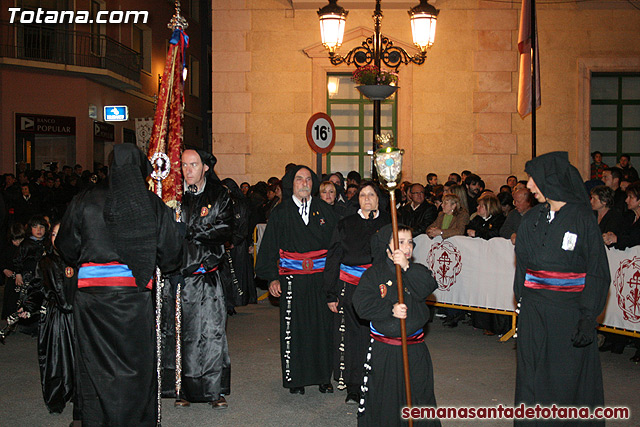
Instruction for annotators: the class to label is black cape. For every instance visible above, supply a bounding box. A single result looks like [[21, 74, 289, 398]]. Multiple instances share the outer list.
[[514, 152, 610, 425], [161, 177, 234, 402], [57, 145, 183, 426]]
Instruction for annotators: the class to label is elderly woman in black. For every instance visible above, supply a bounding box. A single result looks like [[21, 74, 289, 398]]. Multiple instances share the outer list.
[[323, 181, 390, 404]]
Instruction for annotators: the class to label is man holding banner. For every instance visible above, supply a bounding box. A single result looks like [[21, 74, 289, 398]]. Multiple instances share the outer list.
[[514, 151, 610, 424]]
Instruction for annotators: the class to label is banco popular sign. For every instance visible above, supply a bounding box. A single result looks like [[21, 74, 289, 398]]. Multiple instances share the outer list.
[[16, 113, 76, 135]]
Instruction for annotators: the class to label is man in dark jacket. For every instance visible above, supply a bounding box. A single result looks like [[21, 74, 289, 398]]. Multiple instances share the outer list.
[[56, 144, 183, 426], [162, 149, 234, 409], [398, 183, 437, 237]]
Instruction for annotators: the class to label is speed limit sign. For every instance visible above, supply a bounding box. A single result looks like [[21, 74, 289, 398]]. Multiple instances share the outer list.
[[306, 112, 336, 154]]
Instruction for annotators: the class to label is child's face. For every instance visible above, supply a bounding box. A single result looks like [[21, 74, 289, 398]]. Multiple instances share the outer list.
[[388, 230, 413, 259], [31, 224, 46, 239], [11, 238, 23, 247]]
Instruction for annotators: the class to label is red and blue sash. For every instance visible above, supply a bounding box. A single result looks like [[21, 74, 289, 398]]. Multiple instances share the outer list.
[[524, 269, 586, 292], [370, 324, 424, 345], [193, 264, 218, 275], [78, 262, 152, 289], [278, 249, 327, 275], [339, 263, 372, 286]]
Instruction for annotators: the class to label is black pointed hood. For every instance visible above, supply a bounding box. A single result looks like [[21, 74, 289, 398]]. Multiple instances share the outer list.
[[281, 164, 320, 199], [104, 144, 156, 288], [525, 151, 589, 205]]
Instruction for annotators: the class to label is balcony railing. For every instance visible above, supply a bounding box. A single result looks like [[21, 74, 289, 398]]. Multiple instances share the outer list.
[[0, 21, 141, 82]]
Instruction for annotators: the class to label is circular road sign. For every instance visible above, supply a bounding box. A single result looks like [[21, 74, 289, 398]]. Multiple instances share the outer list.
[[306, 112, 336, 154]]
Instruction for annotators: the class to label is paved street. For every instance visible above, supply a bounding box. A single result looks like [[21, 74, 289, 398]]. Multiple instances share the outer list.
[[1, 293, 638, 426]]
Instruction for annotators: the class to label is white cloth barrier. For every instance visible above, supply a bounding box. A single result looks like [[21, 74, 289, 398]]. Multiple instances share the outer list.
[[412, 235, 640, 334]]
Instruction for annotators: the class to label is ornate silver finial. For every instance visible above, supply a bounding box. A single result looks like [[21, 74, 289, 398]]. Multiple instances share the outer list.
[[168, 0, 189, 31]]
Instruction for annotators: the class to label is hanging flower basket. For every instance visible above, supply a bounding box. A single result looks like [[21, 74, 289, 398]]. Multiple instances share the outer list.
[[352, 65, 399, 101], [356, 84, 399, 101]]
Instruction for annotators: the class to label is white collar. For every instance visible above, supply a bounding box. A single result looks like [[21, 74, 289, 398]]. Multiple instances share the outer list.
[[358, 209, 379, 219], [292, 194, 312, 207]]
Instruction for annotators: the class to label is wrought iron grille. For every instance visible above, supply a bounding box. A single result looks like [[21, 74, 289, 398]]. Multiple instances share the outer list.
[[0, 20, 141, 82]]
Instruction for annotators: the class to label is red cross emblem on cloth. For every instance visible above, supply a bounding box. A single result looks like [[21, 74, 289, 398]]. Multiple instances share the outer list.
[[65, 267, 74, 278], [302, 258, 314, 271], [201, 206, 209, 217], [379, 284, 387, 299]]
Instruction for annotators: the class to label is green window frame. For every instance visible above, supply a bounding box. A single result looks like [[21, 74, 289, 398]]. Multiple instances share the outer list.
[[326, 73, 397, 178], [590, 73, 640, 168]]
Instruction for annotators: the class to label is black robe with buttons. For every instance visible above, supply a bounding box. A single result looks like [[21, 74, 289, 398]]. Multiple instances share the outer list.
[[255, 196, 338, 388]]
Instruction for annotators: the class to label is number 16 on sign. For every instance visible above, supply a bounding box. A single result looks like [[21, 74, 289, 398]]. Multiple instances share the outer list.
[[306, 112, 336, 175]]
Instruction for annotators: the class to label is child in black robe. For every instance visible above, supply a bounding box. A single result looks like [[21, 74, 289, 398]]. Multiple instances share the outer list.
[[13, 215, 48, 334], [353, 224, 440, 427], [19, 221, 79, 420]]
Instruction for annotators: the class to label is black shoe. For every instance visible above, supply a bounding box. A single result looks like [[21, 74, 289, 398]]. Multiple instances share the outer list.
[[289, 387, 305, 395], [318, 383, 334, 393], [345, 392, 359, 405], [443, 320, 458, 328], [599, 342, 613, 353]]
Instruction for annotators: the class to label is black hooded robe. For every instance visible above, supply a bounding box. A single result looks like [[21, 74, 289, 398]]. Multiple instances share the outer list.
[[514, 152, 610, 426], [57, 145, 183, 426], [33, 251, 79, 417], [352, 225, 440, 427], [323, 211, 390, 393], [255, 165, 338, 389], [161, 170, 234, 403]]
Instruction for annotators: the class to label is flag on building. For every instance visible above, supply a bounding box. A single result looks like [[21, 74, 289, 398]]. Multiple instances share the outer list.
[[147, 28, 189, 208], [517, 0, 541, 118]]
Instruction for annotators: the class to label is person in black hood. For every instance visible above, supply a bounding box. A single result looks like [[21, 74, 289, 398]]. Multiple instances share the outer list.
[[513, 151, 610, 425], [352, 224, 440, 427], [56, 144, 183, 426], [161, 149, 233, 409], [255, 164, 338, 395]]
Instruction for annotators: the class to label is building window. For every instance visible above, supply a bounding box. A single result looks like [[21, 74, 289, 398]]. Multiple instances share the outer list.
[[90, 0, 103, 55], [590, 73, 640, 168], [189, 0, 200, 22], [133, 24, 151, 74], [326, 73, 397, 178], [189, 55, 200, 98]]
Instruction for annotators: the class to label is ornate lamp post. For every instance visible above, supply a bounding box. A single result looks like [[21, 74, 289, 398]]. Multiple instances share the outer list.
[[318, 0, 438, 178]]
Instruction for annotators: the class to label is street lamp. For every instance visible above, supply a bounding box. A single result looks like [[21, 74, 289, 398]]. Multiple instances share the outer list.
[[318, 0, 438, 178]]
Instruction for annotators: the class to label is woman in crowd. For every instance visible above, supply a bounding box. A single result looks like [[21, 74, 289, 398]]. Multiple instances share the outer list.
[[498, 191, 514, 217], [450, 184, 470, 215], [426, 194, 469, 239], [323, 181, 390, 405], [466, 193, 508, 336], [320, 180, 347, 218], [466, 192, 505, 240], [590, 185, 624, 235]]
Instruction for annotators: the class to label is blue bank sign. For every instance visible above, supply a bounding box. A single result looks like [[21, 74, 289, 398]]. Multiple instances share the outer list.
[[104, 105, 129, 122]]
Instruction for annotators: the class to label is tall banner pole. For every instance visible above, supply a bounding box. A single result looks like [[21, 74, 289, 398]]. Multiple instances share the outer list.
[[531, 0, 537, 158], [151, 153, 170, 426], [147, 0, 188, 408]]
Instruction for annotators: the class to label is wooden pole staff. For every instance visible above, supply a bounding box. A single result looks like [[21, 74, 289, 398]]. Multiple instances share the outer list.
[[388, 190, 413, 427]]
